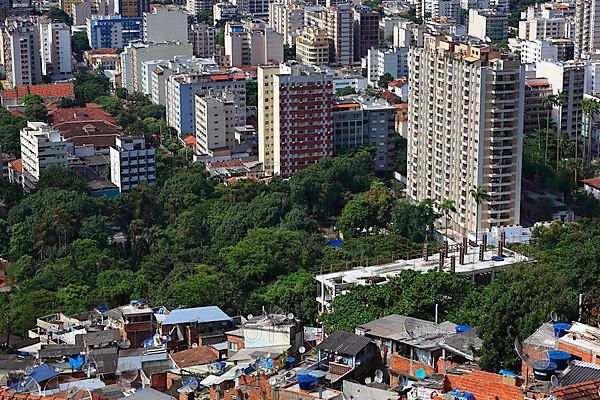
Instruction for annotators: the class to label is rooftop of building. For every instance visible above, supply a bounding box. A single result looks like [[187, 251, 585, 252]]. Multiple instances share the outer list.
[[170, 346, 218, 368], [551, 379, 600, 400], [1, 83, 74, 101], [162, 306, 231, 325], [8, 159, 22, 174], [70, 165, 117, 192], [318, 330, 372, 356], [582, 177, 600, 191]]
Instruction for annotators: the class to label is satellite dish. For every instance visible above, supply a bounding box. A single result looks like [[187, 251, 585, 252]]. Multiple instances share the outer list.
[[65, 386, 93, 400], [485, 36, 491, 43], [550, 374, 559, 388], [374, 369, 384, 383], [287, 313, 295, 320], [162, 334, 171, 342], [234, 369, 243, 379], [247, 314, 254, 320], [416, 368, 426, 380], [191, 343, 198, 349], [299, 346, 306, 354], [397, 375, 406, 387], [403, 317, 422, 339], [514, 337, 529, 365], [550, 311, 558, 322], [365, 377, 372, 384], [24, 366, 33, 375], [117, 337, 131, 349], [183, 377, 199, 391], [268, 377, 278, 386], [15, 376, 41, 394]]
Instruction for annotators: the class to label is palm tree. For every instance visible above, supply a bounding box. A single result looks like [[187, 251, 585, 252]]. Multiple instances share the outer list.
[[543, 94, 559, 165], [555, 91, 567, 170], [470, 186, 490, 244], [440, 198, 456, 239], [582, 98, 600, 165]]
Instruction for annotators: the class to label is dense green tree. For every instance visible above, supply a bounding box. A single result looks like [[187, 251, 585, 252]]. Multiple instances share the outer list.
[[25, 104, 49, 122], [389, 199, 438, 242], [94, 95, 125, 115], [36, 166, 87, 193], [378, 72, 394, 88], [335, 87, 356, 96], [71, 32, 91, 55], [74, 73, 109, 103], [48, 7, 72, 24], [246, 80, 258, 107], [96, 269, 140, 307], [337, 194, 376, 237], [22, 94, 43, 106], [139, 104, 165, 120]]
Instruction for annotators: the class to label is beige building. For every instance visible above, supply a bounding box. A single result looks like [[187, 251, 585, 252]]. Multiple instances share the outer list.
[[20, 122, 68, 192], [268, 0, 304, 46], [407, 35, 524, 235], [189, 23, 216, 58], [574, 0, 600, 59], [143, 5, 189, 43], [258, 65, 279, 174], [535, 60, 584, 139], [468, 8, 508, 42], [305, 3, 353, 66], [1, 19, 43, 88], [296, 27, 329, 66], [224, 20, 283, 67], [195, 92, 237, 156]]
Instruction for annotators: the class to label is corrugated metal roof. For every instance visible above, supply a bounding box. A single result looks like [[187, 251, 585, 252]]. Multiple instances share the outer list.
[[162, 306, 231, 325], [318, 330, 372, 356], [559, 360, 600, 387]]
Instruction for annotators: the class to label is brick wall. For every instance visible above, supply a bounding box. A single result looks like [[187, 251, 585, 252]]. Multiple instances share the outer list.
[[227, 334, 244, 352], [329, 362, 352, 376], [150, 372, 167, 390], [443, 370, 525, 400], [557, 342, 599, 364], [390, 354, 435, 376]]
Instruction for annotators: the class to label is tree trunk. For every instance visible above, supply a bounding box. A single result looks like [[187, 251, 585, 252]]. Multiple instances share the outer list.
[[545, 111, 550, 165]]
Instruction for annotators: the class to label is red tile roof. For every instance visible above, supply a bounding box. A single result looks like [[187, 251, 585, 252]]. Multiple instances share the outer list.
[[10, 110, 26, 118], [583, 177, 600, 191], [551, 379, 600, 400], [9, 159, 22, 174], [2, 83, 74, 100], [170, 346, 217, 368], [48, 104, 117, 125], [209, 73, 246, 82], [209, 160, 245, 168], [182, 135, 196, 146], [84, 48, 117, 56], [388, 80, 407, 88], [381, 90, 400, 101]]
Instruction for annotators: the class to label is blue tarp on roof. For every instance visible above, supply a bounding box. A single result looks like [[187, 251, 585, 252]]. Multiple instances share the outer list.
[[163, 306, 231, 325], [30, 364, 60, 383]]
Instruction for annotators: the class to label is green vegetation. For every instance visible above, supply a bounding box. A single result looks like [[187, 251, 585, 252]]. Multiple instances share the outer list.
[[0, 107, 27, 155], [335, 87, 356, 96], [378, 72, 394, 88], [71, 31, 91, 57], [48, 7, 72, 25], [246, 80, 258, 107]]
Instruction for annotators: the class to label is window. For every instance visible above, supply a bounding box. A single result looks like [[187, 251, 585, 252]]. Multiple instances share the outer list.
[[230, 341, 238, 351]]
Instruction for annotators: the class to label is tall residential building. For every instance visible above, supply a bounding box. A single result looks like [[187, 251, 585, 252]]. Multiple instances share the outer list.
[[366, 47, 409, 87], [60, 0, 76, 16], [268, 0, 304, 46], [418, 0, 461, 21], [1, 19, 42, 88], [468, 8, 508, 42], [518, 15, 572, 41], [305, 4, 354, 66], [20, 121, 68, 192], [574, 0, 600, 59], [295, 27, 329, 66], [166, 71, 246, 135], [195, 92, 238, 156], [257, 65, 279, 174], [520, 39, 559, 65], [87, 15, 143, 49], [143, 5, 189, 43], [333, 96, 396, 172], [259, 63, 334, 177], [38, 20, 73, 81], [116, 0, 149, 17], [353, 6, 379, 62], [488, 0, 507, 12], [120, 41, 193, 94], [234, 0, 273, 19], [189, 23, 216, 58], [407, 36, 524, 235], [224, 20, 283, 67], [393, 20, 425, 48], [185, 0, 213, 15], [536, 60, 584, 138], [524, 77, 553, 134], [110, 136, 156, 193], [72, 0, 93, 25]]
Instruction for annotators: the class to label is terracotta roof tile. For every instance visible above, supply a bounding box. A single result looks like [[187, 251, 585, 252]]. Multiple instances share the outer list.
[[9, 159, 22, 174], [182, 135, 196, 146], [170, 346, 217, 368], [2, 83, 74, 100], [551, 379, 600, 400], [583, 177, 600, 191]]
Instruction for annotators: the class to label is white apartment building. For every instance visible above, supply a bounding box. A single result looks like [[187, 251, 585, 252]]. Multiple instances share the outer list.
[[120, 41, 193, 94], [232, 0, 273, 18], [536, 60, 584, 138], [460, 0, 488, 10], [418, 0, 461, 21], [468, 8, 508, 42], [20, 122, 68, 192], [189, 23, 216, 58], [195, 92, 238, 156], [584, 57, 600, 95], [305, 4, 354, 66], [407, 35, 524, 235], [518, 17, 572, 41], [185, 0, 211, 15], [1, 19, 43, 88], [393, 20, 424, 48], [143, 6, 189, 43], [38, 20, 72, 80], [224, 20, 283, 67], [110, 136, 156, 193], [258, 65, 279, 173], [213, 2, 239, 25], [366, 47, 409, 87], [574, 0, 600, 59], [520, 39, 559, 64], [268, 0, 304, 46]]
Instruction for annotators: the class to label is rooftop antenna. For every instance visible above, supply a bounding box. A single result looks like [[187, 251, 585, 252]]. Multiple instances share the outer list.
[[550, 311, 558, 323]]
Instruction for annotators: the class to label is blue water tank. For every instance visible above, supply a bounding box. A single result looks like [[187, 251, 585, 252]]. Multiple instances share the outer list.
[[548, 350, 571, 370], [553, 322, 571, 338], [297, 374, 317, 390], [455, 325, 472, 334], [532, 360, 557, 381]]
